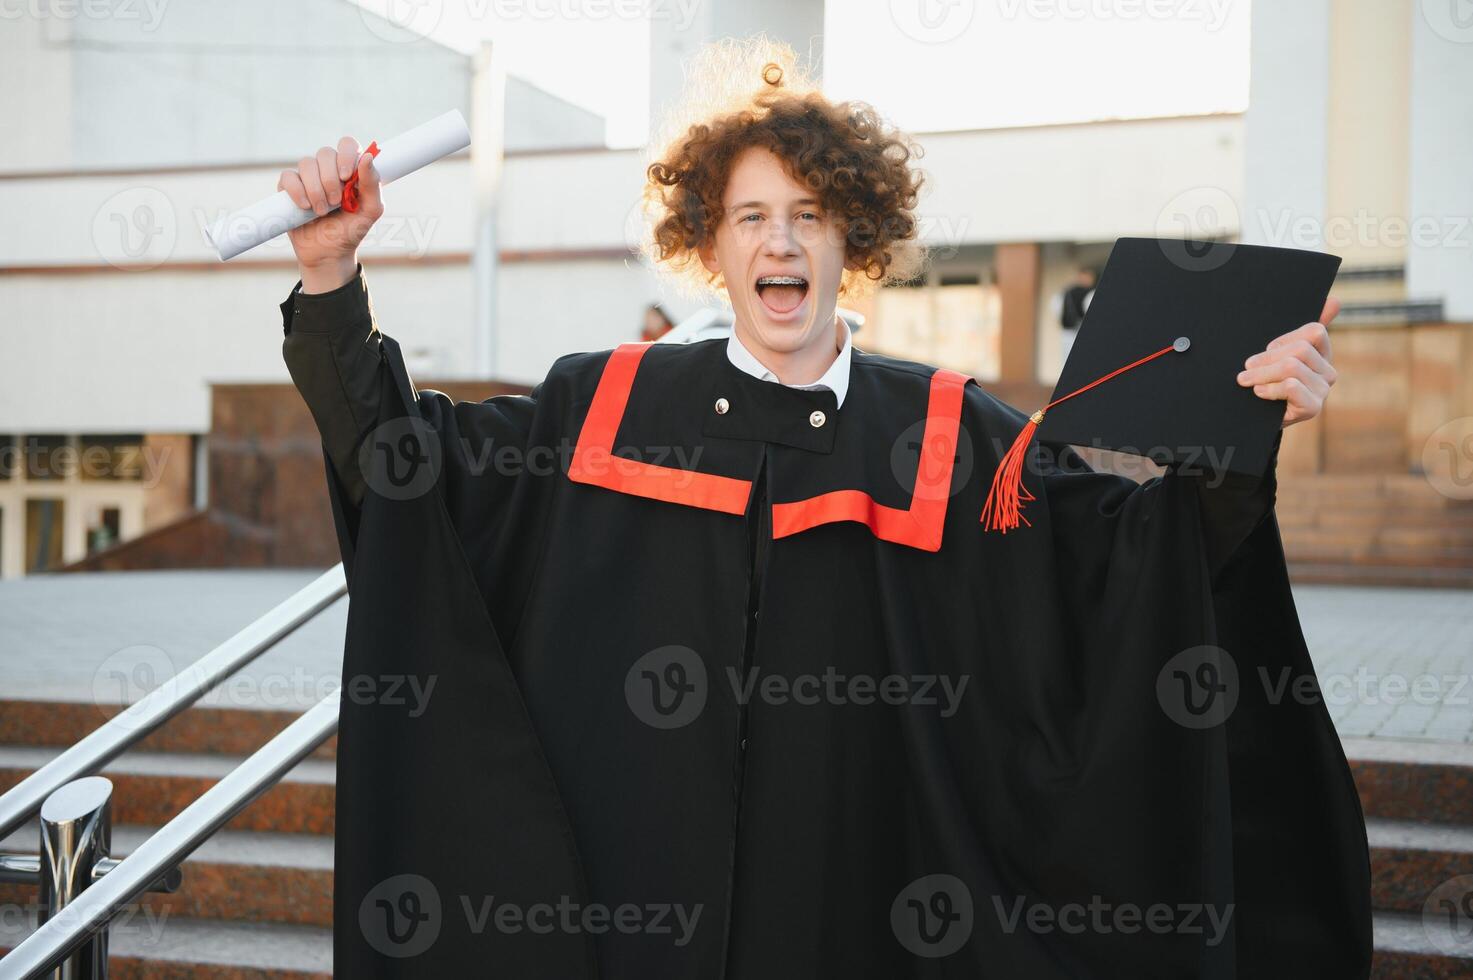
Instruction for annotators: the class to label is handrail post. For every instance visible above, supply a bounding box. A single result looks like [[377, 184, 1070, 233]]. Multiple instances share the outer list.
[[37, 777, 113, 979], [0, 692, 339, 979]]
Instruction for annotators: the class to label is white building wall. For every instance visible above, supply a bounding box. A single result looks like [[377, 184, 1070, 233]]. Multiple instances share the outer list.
[[1240, 0, 1331, 248], [0, 16, 75, 171], [0, 0, 602, 177], [1, 113, 1246, 432], [1407, 6, 1473, 321], [495, 260, 679, 386], [649, 0, 826, 140], [915, 116, 1242, 246]]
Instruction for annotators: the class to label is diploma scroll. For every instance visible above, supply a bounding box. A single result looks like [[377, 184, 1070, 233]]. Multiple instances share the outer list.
[[205, 109, 471, 261]]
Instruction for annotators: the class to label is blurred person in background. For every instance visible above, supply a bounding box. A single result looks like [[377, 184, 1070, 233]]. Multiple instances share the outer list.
[[1054, 263, 1097, 365], [641, 302, 674, 341]]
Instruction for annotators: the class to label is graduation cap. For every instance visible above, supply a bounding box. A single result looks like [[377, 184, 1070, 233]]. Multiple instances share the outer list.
[[981, 237, 1341, 533]]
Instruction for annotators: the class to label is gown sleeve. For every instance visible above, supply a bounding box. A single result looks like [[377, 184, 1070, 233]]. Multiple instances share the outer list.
[[279, 263, 551, 636], [1190, 429, 1282, 581], [973, 401, 1370, 979], [280, 261, 386, 512], [279, 261, 546, 519], [1042, 429, 1283, 583]]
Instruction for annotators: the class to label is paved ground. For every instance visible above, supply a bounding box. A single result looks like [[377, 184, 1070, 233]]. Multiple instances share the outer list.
[[0, 570, 346, 712], [0, 570, 1469, 742], [1296, 584, 1473, 742]]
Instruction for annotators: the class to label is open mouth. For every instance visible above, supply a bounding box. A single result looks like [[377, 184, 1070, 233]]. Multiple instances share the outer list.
[[755, 275, 809, 317]]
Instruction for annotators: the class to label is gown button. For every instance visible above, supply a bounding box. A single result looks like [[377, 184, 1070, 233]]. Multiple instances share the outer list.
[[809, 410, 826, 428], [740, 738, 748, 751], [715, 397, 730, 415]]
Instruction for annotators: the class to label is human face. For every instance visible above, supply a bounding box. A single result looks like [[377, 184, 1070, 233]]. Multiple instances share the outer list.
[[699, 147, 853, 383]]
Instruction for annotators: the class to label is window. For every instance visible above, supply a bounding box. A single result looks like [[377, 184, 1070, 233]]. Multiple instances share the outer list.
[[26, 498, 65, 572], [24, 435, 70, 482], [87, 505, 122, 555], [79, 434, 146, 482], [869, 279, 1001, 380]]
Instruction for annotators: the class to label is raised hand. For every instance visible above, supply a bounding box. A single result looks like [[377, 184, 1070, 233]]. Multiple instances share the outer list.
[[1238, 296, 1341, 428], [277, 137, 383, 291]]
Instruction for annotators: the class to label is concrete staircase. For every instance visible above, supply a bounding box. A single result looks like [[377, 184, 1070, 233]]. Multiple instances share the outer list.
[[0, 703, 1470, 975], [1278, 474, 1473, 588], [0, 701, 334, 978], [1350, 737, 1473, 977]]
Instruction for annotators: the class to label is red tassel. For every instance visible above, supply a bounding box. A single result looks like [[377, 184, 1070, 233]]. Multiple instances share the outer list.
[[980, 410, 1043, 533], [340, 140, 380, 214], [979, 341, 1182, 534]]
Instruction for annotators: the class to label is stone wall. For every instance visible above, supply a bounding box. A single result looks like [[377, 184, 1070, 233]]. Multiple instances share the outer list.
[[67, 378, 530, 571]]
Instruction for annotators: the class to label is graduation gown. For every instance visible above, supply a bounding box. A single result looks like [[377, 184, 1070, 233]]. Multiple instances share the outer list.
[[281, 267, 1372, 979]]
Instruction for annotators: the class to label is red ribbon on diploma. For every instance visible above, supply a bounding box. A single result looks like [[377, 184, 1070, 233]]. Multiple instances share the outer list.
[[340, 141, 381, 214]]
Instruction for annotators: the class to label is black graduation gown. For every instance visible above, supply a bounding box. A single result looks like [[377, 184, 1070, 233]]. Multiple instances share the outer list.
[[280, 270, 1372, 979]]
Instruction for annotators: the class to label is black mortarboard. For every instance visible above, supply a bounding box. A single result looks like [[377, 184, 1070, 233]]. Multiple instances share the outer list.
[[982, 237, 1341, 532]]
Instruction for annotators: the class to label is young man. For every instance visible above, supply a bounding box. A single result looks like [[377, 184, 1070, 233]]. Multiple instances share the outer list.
[[278, 50, 1366, 980]]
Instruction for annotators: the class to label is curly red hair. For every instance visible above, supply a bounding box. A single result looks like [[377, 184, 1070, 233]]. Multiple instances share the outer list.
[[638, 38, 929, 302]]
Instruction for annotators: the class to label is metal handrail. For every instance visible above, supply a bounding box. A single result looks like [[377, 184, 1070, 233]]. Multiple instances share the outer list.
[[0, 854, 181, 892], [0, 692, 341, 979], [0, 565, 347, 842]]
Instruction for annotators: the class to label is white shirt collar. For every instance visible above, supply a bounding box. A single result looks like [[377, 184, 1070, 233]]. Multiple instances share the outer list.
[[724, 316, 852, 408]]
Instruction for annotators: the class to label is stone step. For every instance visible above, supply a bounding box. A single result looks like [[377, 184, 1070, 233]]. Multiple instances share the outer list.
[[1367, 818, 1473, 915], [1278, 473, 1473, 503], [1276, 516, 1473, 542], [1372, 910, 1473, 978], [1347, 738, 1473, 825], [0, 746, 335, 834], [1369, 529, 1473, 553], [2, 735, 1466, 838], [1285, 517, 1473, 539], [0, 776, 1466, 971], [0, 699, 337, 760], [0, 822, 334, 928], [1288, 562, 1473, 588], [1276, 489, 1473, 512], [1, 737, 1468, 970], [1283, 551, 1473, 574], [0, 885, 1463, 976], [1275, 506, 1473, 529], [1280, 528, 1473, 565], [1285, 551, 1473, 573], [0, 913, 330, 978], [3, 816, 1462, 929]]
